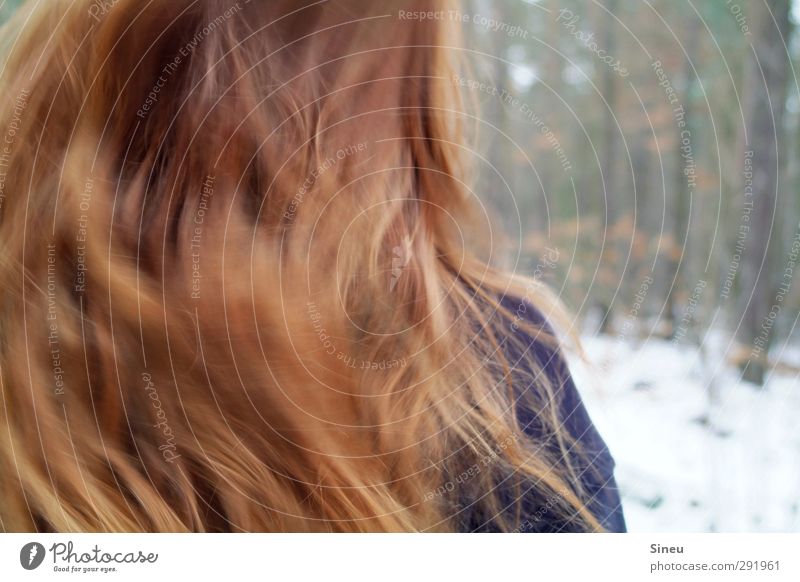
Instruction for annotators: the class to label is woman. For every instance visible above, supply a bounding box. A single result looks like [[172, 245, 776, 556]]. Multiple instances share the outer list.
[[0, 0, 624, 532]]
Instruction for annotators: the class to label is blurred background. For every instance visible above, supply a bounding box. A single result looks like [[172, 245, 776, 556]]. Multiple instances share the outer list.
[[2, 0, 798, 532], [460, 0, 800, 532]]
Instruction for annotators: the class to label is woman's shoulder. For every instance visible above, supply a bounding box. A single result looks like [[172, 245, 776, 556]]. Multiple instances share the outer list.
[[495, 293, 627, 532]]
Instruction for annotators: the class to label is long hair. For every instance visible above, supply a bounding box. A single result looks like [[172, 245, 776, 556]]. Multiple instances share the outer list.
[[0, 0, 601, 532]]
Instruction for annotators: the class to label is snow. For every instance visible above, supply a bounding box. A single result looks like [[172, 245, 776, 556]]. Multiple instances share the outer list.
[[569, 334, 800, 532]]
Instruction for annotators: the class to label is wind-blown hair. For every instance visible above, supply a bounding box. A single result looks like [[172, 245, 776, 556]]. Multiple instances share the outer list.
[[0, 0, 601, 532]]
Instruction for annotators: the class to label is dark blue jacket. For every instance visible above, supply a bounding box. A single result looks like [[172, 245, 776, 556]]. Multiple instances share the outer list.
[[461, 296, 626, 532]]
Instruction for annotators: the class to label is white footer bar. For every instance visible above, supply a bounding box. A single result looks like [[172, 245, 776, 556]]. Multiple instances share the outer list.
[[1, 533, 797, 581]]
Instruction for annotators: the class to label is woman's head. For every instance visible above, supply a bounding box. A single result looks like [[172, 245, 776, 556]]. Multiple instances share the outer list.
[[0, 0, 599, 531]]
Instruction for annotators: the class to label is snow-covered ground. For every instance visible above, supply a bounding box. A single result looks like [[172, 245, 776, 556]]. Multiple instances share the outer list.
[[570, 335, 800, 532]]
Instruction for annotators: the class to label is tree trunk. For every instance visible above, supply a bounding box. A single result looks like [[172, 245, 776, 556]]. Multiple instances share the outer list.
[[665, 13, 701, 338], [737, 0, 792, 386], [597, 0, 620, 333]]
